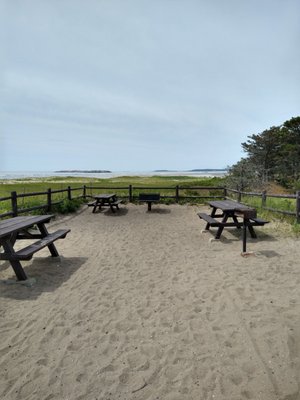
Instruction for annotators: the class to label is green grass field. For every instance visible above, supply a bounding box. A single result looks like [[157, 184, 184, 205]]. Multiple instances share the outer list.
[[0, 175, 225, 215]]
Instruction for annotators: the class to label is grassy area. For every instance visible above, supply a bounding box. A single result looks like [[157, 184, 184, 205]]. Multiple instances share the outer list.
[[229, 193, 297, 215], [0, 175, 224, 193], [0, 175, 225, 215], [227, 192, 300, 235]]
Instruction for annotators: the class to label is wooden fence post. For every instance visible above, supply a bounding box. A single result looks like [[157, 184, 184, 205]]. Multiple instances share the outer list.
[[175, 185, 179, 203], [237, 190, 242, 202], [262, 190, 267, 208], [83, 185, 86, 199], [67, 186, 72, 201], [223, 187, 227, 199], [47, 188, 52, 212], [11, 191, 18, 217], [129, 185, 132, 202], [296, 191, 300, 223]]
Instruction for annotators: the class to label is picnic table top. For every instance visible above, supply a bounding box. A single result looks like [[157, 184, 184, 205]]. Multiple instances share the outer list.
[[208, 200, 255, 212], [0, 215, 54, 239], [93, 193, 116, 200]]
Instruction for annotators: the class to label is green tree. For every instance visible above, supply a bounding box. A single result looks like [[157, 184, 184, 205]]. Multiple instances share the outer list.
[[228, 116, 300, 189], [276, 117, 300, 185], [241, 126, 281, 184], [225, 158, 257, 190]]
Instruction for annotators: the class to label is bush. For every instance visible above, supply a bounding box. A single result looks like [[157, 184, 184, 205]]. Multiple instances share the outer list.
[[53, 198, 84, 214]]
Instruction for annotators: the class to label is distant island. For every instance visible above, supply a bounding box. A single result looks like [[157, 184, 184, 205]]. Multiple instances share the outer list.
[[55, 170, 112, 173]]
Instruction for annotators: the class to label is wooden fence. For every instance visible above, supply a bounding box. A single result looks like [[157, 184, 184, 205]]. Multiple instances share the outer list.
[[226, 188, 300, 223], [1, 185, 300, 222], [0, 185, 225, 219], [0, 186, 83, 219]]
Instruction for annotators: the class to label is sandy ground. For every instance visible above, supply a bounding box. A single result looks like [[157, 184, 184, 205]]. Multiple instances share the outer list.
[[1, 203, 300, 400]]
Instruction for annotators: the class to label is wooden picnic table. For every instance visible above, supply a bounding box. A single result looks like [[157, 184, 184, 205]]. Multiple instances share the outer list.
[[198, 199, 268, 251], [88, 193, 122, 213], [0, 215, 70, 280]]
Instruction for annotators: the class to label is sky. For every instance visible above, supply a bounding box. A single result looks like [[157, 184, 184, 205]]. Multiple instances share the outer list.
[[1, 0, 300, 172]]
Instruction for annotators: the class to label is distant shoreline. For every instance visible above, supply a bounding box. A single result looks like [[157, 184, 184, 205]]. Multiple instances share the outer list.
[[55, 170, 112, 173], [0, 170, 227, 180], [154, 169, 227, 172], [55, 169, 227, 173]]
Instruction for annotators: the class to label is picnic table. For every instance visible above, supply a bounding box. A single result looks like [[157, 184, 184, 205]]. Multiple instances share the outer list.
[[198, 199, 268, 251], [88, 193, 122, 213], [0, 215, 70, 280]]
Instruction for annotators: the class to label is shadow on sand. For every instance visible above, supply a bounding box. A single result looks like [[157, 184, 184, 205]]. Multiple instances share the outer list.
[[145, 208, 171, 214], [0, 256, 88, 300], [103, 207, 129, 216]]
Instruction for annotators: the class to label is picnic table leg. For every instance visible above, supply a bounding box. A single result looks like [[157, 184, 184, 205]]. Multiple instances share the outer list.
[[215, 213, 229, 239], [242, 219, 247, 252], [215, 225, 225, 239], [247, 225, 257, 238], [205, 207, 217, 230], [9, 259, 27, 280], [147, 202, 152, 211], [93, 200, 101, 213], [232, 215, 241, 229], [2, 240, 28, 280], [204, 222, 210, 230], [37, 223, 60, 257]]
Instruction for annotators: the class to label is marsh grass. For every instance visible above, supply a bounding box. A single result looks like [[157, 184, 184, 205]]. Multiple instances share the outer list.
[[233, 194, 297, 215], [226, 194, 300, 236], [0, 175, 225, 215]]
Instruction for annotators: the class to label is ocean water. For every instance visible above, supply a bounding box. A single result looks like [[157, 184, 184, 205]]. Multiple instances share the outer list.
[[0, 170, 227, 180]]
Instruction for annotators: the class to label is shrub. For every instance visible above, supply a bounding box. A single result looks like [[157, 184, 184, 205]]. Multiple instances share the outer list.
[[53, 198, 84, 214]]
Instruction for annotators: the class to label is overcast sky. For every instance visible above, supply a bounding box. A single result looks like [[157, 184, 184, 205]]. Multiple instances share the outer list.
[[1, 0, 300, 172]]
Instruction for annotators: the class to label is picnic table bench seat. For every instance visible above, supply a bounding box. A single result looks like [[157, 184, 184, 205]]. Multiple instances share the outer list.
[[250, 217, 269, 225], [110, 199, 122, 207], [87, 200, 123, 207], [0, 229, 70, 261], [88, 200, 123, 206], [197, 212, 222, 227], [198, 212, 268, 228]]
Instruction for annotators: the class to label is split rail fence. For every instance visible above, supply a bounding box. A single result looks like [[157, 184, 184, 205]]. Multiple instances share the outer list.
[[0, 185, 299, 222]]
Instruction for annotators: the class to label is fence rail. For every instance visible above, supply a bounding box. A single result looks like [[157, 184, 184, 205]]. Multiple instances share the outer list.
[[226, 188, 300, 222], [0, 185, 224, 218], [0, 185, 300, 222]]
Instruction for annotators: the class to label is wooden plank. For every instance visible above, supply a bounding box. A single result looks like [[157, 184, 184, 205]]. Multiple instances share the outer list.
[[111, 200, 122, 205], [197, 213, 222, 227], [0, 216, 53, 238], [0, 216, 30, 228], [250, 217, 269, 225], [13, 229, 70, 260], [235, 208, 257, 219], [139, 193, 160, 202]]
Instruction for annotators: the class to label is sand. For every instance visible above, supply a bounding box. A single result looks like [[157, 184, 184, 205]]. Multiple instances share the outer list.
[[1, 203, 300, 400]]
